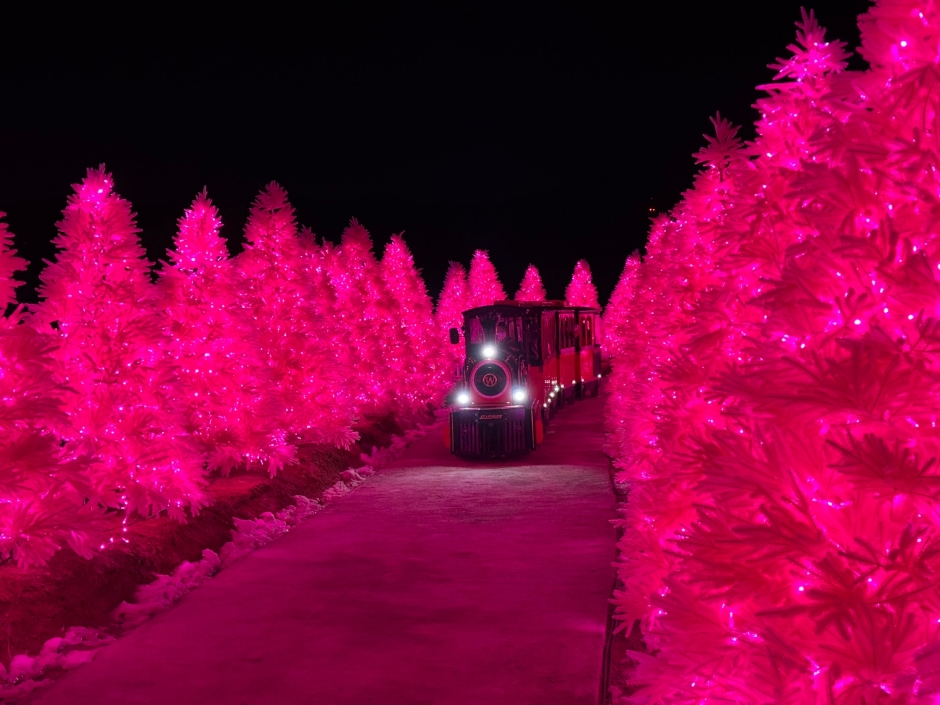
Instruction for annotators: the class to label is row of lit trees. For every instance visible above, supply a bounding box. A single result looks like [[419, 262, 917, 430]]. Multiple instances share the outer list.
[[602, 2, 940, 701], [0, 170, 601, 569]]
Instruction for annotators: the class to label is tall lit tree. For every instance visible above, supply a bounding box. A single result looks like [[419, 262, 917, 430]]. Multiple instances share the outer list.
[[160, 191, 293, 474], [564, 259, 599, 309], [602, 252, 640, 360], [381, 234, 445, 406], [235, 183, 354, 451], [514, 264, 546, 301], [0, 215, 101, 568], [466, 249, 506, 309], [35, 167, 208, 521], [328, 218, 409, 412], [436, 261, 470, 376], [602, 6, 940, 701]]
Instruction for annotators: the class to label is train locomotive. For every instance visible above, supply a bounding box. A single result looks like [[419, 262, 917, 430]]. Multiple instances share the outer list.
[[446, 301, 602, 458]]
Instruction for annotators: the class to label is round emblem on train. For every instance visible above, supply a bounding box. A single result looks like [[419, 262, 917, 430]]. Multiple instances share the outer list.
[[473, 362, 508, 397]]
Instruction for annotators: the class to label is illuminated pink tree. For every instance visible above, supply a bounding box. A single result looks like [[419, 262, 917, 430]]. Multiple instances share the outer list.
[[381, 234, 445, 406], [602, 252, 639, 361], [564, 259, 599, 309], [606, 6, 940, 701], [160, 191, 294, 474], [514, 264, 546, 301], [0, 215, 101, 568], [328, 219, 409, 412], [466, 249, 506, 309], [435, 261, 469, 376], [235, 184, 354, 450], [302, 234, 363, 412], [35, 167, 207, 522]]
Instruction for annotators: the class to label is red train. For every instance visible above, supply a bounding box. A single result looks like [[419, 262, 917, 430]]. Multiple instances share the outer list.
[[446, 301, 603, 457]]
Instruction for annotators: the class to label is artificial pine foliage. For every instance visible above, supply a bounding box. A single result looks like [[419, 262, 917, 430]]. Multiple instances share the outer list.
[[435, 261, 470, 377], [380, 234, 446, 407], [35, 167, 207, 522], [466, 249, 506, 309], [328, 218, 410, 413], [0, 215, 101, 568], [514, 264, 547, 301], [602, 252, 640, 361], [607, 5, 940, 701], [235, 184, 355, 452], [159, 191, 292, 475], [565, 259, 600, 309], [296, 227, 362, 413]]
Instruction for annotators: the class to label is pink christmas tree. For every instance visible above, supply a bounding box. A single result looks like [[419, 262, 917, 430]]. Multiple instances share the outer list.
[[35, 167, 207, 522], [0, 215, 101, 568], [602, 252, 640, 361], [564, 259, 599, 309], [466, 249, 506, 309], [301, 233, 364, 412], [235, 184, 354, 449], [159, 191, 293, 474], [604, 6, 940, 701], [435, 261, 469, 376], [381, 234, 445, 406], [327, 218, 409, 413], [514, 264, 546, 301]]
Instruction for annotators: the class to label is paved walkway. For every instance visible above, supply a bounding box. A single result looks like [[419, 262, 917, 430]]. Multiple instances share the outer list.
[[29, 392, 617, 705]]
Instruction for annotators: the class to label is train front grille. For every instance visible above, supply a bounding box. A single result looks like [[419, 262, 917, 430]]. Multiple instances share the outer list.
[[452, 407, 528, 457]]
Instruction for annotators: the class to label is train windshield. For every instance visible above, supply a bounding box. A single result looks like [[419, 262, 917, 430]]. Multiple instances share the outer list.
[[467, 313, 524, 345], [465, 311, 541, 363]]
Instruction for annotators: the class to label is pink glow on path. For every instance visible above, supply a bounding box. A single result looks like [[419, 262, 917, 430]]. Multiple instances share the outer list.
[[26, 393, 616, 705]]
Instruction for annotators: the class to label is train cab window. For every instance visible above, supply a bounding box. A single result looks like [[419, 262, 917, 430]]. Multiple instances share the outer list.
[[464, 311, 525, 355], [468, 318, 485, 345]]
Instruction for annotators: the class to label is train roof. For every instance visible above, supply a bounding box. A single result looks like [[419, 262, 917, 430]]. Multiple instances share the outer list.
[[462, 301, 601, 317]]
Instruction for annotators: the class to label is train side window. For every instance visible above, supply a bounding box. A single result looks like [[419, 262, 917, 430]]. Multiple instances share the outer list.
[[560, 315, 574, 349], [525, 317, 542, 364], [542, 313, 556, 359], [582, 317, 593, 346]]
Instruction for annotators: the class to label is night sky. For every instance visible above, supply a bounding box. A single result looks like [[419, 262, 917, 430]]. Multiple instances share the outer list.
[[1, 3, 871, 306]]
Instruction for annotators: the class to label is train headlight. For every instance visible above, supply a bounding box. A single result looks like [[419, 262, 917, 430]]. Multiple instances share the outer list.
[[482, 345, 496, 359], [456, 392, 470, 405], [512, 389, 527, 403]]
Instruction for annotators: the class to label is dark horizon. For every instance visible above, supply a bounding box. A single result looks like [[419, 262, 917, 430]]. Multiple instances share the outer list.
[[1, 3, 871, 305]]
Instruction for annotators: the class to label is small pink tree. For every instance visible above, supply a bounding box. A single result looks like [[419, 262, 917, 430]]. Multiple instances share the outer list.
[[302, 234, 364, 413], [381, 234, 445, 406], [160, 191, 293, 474], [603, 252, 640, 360], [466, 250, 506, 309], [327, 218, 410, 413], [564, 259, 599, 309], [35, 167, 207, 522], [436, 262, 469, 375], [235, 184, 355, 449], [0, 215, 100, 568], [514, 264, 546, 301]]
